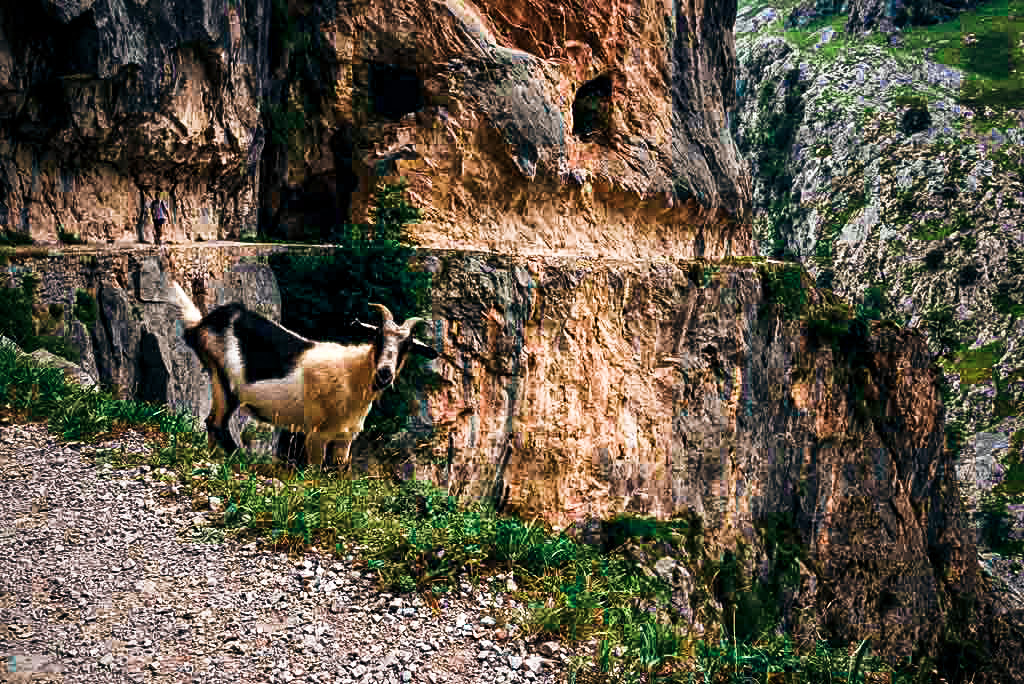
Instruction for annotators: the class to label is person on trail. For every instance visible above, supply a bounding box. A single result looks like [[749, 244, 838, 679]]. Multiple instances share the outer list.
[[150, 195, 169, 244]]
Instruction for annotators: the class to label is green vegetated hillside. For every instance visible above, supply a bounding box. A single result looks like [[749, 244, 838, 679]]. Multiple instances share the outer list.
[[734, 0, 1024, 581]]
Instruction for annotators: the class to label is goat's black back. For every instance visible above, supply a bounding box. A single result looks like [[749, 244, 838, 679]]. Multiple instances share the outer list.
[[234, 309, 315, 383], [188, 303, 315, 383]]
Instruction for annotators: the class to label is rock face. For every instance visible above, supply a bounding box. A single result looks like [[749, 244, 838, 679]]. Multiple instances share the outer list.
[[1, 0, 751, 256], [409, 253, 1019, 672], [846, 0, 981, 33], [0, 0, 269, 244], [261, 0, 752, 258], [6, 245, 284, 420], [732, 0, 1024, 443], [731, 1, 1024, 649]]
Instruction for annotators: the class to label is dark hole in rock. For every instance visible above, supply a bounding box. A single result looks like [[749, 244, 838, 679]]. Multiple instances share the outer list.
[[138, 331, 169, 404], [924, 248, 945, 270], [572, 74, 614, 141], [958, 263, 981, 287], [900, 105, 932, 135], [368, 63, 424, 121]]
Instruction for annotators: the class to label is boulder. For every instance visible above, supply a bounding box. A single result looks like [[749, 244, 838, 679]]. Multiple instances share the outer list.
[[27, 348, 96, 389]]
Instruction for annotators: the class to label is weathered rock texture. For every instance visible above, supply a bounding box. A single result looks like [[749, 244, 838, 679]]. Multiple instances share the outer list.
[[846, 0, 981, 33], [0, 0, 752, 256], [261, 0, 752, 258], [413, 252, 1021, 673], [0, 0, 269, 244], [5, 244, 287, 419], [734, 0, 1024, 440]]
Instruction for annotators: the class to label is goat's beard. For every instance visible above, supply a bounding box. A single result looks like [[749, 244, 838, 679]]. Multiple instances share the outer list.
[[372, 374, 392, 392]]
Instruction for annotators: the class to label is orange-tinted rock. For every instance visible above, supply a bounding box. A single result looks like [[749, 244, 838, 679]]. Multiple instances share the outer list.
[[262, 0, 751, 257], [409, 253, 1019, 670]]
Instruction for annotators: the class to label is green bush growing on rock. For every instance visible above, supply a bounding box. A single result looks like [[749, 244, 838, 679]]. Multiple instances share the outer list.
[[0, 272, 79, 363], [976, 429, 1024, 556], [57, 227, 87, 245], [759, 262, 808, 320], [0, 230, 33, 247], [954, 341, 1004, 386], [268, 181, 435, 449], [994, 278, 1024, 318], [73, 289, 97, 329]]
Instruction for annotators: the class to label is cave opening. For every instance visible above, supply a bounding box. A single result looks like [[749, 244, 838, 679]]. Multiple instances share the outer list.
[[330, 125, 358, 226], [572, 74, 614, 141], [368, 62, 424, 121]]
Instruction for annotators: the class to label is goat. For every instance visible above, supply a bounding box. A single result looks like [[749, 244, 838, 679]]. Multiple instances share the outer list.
[[168, 281, 438, 470]]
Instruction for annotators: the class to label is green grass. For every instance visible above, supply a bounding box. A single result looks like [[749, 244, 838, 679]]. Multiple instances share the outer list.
[[910, 212, 972, 241], [783, 13, 848, 54], [954, 340, 1005, 385], [898, 0, 1024, 129]]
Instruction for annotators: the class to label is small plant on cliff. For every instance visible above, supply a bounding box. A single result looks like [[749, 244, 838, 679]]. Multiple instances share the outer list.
[[57, 226, 87, 245], [0, 230, 33, 247], [0, 273, 79, 363], [268, 181, 434, 449], [73, 289, 97, 329], [759, 262, 808, 320]]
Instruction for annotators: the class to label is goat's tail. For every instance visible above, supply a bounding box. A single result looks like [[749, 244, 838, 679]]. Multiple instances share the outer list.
[[168, 281, 203, 328]]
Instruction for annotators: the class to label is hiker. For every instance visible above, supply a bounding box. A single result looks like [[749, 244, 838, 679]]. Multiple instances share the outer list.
[[150, 195, 169, 244]]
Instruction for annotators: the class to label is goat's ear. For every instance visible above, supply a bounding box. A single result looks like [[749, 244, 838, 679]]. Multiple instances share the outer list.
[[409, 338, 439, 359]]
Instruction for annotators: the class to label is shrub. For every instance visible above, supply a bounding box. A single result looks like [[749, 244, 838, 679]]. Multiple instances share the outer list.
[[73, 289, 98, 328], [760, 263, 808, 320], [0, 272, 79, 363], [57, 227, 87, 245], [268, 181, 434, 446], [0, 230, 33, 247]]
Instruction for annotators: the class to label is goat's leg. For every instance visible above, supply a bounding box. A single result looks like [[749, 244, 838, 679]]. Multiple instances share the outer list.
[[206, 368, 240, 454], [335, 437, 355, 475], [304, 432, 330, 472]]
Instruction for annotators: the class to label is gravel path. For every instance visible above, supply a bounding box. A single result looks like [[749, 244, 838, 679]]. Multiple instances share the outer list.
[[0, 423, 573, 684]]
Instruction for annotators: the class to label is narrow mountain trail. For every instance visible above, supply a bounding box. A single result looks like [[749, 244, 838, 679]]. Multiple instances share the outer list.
[[0, 422, 571, 684]]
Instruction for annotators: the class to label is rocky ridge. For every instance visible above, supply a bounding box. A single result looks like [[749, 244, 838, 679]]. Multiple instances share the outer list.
[[732, 0, 1024, 586]]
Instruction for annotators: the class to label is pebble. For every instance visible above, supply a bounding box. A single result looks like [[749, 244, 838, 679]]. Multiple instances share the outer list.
[[0, 423, 573, 684]]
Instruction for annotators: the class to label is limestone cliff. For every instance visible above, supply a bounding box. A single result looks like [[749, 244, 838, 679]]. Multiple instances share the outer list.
[[416, 253, 1013, 665], [0, 0, 269, 244], [238, 0, 752, 257], [732, 0, 1024, 605], [0, 0, 751, 256]]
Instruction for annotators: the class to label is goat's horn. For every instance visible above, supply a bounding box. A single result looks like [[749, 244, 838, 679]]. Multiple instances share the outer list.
[[400, 317, 426, 334], [367, 303, 394, 323]]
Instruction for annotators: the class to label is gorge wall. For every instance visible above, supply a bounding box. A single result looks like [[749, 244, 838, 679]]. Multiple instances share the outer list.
[[0, 0, 269, 244], [2, 0, 1022, 676], [0, 0, 751, 257], [7, 245, 1023, 675]]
